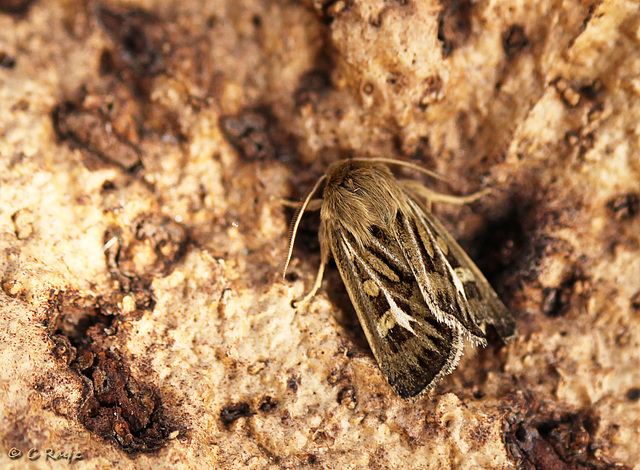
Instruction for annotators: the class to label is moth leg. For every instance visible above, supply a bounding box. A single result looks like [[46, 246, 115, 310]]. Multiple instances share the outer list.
[[293, 256, 326, 308], [401, 180, 490, 208], [279, 198, 323, 211], [293, 222, 330, 308]]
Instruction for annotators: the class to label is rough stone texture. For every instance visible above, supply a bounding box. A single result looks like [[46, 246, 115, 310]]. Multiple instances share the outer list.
[[0, 0, 639, 468]]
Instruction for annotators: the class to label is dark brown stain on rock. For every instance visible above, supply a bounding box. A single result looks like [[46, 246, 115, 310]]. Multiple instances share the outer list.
[[78, 347, 171, 453], [52, 98, 143, 172], [103, 214, 189, 291], [49, 292, 178, 453], [437, 0, 473, 58], [313, 0, 353, 24], [219, 402, 253, 427], [502, 24, 529, 59], [625, 388, 640, 402], [258, 395, 278, 413], [96, 4, 164, 78], [0, 50, 16, 69], [287, 375, 300, 393], [295, 68, 333, 109], [541, 270, 586, 318], [466, 195, 531, 294], [505, 390, 631, 470], [0, 0, 35, 15], [630, 291, 640, 311], [220, 107, 297, 162], [337, 386, 357, 409], [51, 4, 192, 175], [606, 193, 639, 221]]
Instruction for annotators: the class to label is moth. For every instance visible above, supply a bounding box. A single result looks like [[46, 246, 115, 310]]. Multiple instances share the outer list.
[[283, 158, 517, 399]]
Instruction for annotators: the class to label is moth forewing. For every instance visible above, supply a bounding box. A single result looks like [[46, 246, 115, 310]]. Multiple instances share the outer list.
[[285, 158, 517, 399], [327, 222, 467, 398], [395, 198, 489, 345], [413, 206, 517, 343]]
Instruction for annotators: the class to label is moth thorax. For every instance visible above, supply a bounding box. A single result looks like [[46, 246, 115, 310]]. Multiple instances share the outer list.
[[322, 178, 403, 246]]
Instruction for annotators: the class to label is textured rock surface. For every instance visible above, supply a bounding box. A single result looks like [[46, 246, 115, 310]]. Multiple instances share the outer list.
[[1, 0, 639, 468]]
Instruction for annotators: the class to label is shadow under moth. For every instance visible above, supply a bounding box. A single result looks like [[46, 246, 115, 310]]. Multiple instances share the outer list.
[[284, 158, 517, 399]]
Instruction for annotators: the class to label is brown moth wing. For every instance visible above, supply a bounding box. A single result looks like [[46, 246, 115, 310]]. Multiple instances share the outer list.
[[409, 198, 517, 342], [325, 223, 464, 399], [393, 202, 489, 343]]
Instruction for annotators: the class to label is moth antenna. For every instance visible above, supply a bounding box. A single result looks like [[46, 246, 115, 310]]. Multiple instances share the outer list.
[[282, 174, 327, 280], [353, 157, 450, 183]]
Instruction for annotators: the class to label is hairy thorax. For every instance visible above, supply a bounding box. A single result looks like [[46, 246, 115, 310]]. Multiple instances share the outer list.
[[320, 160, 409, 246]]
